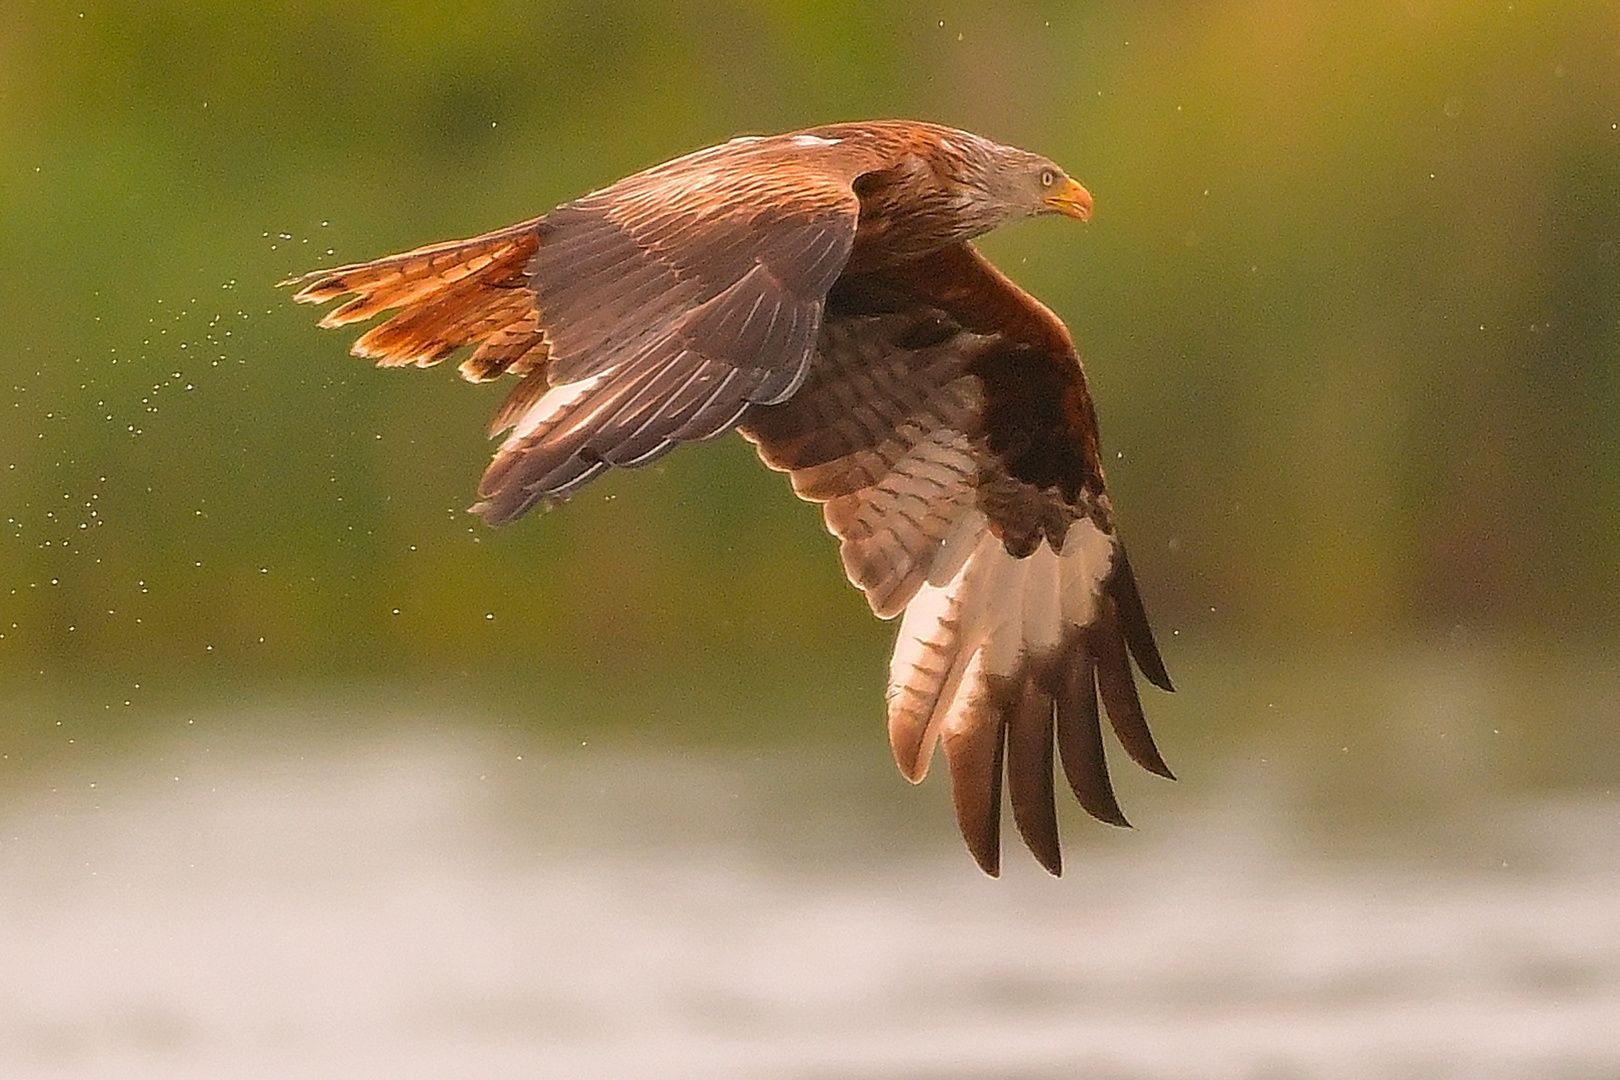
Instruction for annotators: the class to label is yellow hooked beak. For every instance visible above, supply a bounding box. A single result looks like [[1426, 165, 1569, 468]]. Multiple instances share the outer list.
[[1044, 177, 1093, 222]]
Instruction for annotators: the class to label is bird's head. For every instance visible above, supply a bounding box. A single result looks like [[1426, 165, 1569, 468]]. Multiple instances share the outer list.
[[952, 137, 1093, 228], [1030, 159, 1093, 222], [998, 150, 1092, 222]]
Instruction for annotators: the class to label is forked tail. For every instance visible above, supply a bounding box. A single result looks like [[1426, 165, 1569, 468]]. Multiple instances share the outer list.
[[282, 218, 548, 384]]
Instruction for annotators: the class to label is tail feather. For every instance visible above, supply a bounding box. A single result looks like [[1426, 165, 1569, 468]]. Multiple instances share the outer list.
[[283, 218, 545, 377], [463, 313, 546, 384], [345, 270, 534, 368]]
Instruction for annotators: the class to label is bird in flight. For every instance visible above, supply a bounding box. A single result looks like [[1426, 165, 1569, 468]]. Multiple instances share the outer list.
[[284, 120, 1175, 876]]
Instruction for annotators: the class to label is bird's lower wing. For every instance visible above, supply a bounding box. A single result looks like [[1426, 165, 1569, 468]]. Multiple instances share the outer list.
[[740, 266, 1173, 877]]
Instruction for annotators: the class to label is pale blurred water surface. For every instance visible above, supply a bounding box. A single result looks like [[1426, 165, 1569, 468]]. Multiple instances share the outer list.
[[2, 659, 1618, 1080]]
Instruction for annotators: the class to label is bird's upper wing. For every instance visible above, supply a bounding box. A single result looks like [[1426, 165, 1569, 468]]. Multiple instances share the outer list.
[[739, 242, 1174, 877], [288, 132, 897, 523], [473, 141, 873, 521]]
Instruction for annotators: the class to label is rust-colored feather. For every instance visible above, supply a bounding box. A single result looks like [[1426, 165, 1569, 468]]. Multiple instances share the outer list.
[[284, 219, 542, 375]]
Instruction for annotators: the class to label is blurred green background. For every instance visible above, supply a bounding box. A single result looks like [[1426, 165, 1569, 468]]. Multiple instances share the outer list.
[[2, 1, 1618, 762]]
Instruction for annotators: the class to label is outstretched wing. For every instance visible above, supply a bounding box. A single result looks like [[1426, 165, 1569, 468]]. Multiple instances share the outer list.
[[739, 243, 1174, 877], [288, 133, 896, 523]]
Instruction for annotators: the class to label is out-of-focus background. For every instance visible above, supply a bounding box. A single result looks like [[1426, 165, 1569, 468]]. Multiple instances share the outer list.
[[2, 3, 1618, 1078]]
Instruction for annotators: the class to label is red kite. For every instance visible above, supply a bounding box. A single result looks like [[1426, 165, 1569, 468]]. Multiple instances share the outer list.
[[285, 120, 1174, 875]]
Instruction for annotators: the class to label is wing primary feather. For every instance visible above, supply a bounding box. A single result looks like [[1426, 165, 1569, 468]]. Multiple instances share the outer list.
[[941, 658, 1006, 878], [1055, 644, 1130, 827], [1004, 673, 1062, 876], [1109, 548, 1175, 693], [1091, 609, 1176, 780]]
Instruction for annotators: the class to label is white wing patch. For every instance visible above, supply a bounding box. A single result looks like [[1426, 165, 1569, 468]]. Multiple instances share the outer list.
[[789, 134, 842, 148], [886, 517, 1115, 783], [508, 371, 608, 441]]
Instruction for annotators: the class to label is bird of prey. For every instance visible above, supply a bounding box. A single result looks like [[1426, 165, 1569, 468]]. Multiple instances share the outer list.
[[284, 120, 1174, 876]]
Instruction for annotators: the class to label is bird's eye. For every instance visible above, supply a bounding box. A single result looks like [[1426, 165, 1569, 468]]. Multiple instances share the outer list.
[[1040, 169, 1057, 188]]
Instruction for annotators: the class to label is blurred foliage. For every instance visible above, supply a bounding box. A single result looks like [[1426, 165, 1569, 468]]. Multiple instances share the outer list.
[[1, 1, 1617, 729]]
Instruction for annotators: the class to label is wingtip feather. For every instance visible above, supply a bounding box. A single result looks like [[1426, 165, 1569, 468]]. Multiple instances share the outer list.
[[944, 717, 1005, 878], [1092, 610, 1175, 782], [1110, 547, 1175, 693], [1005, 678, 1063, 876]]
